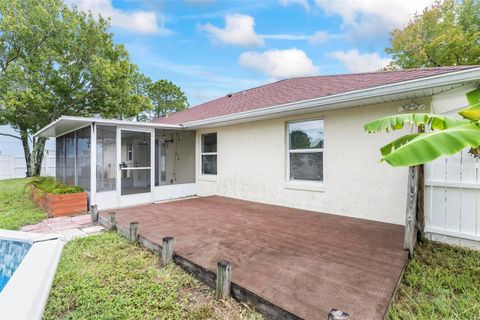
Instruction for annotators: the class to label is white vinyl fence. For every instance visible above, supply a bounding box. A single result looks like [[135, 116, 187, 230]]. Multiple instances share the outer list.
[[425, 148, 480, 248], [0, 153, 55, 180]]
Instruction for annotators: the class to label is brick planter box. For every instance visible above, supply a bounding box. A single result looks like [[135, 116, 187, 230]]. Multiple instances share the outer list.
[[30, 185, 87, 217]]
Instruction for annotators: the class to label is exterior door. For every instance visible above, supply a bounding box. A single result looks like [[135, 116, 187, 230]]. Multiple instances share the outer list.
[[118, 128, 154, 206]]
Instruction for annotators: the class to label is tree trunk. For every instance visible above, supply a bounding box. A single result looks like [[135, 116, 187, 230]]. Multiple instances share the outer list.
[[19, 129, 47, 177], [19, 129, 33, 177], [31, 137, 47, 176]]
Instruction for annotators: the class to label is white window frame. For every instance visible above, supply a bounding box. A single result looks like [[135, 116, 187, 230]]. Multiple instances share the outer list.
[[286, 119, 324, 188], [201, 132, 217, 176]]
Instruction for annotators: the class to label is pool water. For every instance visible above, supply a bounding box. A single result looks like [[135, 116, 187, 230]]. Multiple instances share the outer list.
[[0, 239, 31, 292]]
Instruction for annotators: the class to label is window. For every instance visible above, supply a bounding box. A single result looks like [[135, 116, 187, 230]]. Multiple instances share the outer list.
[[287, 119, 324, 182], [201, 133, 217, 175]]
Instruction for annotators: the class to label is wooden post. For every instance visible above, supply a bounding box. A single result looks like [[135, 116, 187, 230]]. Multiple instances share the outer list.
[[108, 212, 116, 231], [417, 164, 425, 240], [328, 309, 349, 320], [416, 124, 425, 241], [129, 222, 139, 243], [404, 165, 419, 258], [161, 236, 174, 265], [215, 260, 231, 300], [90, 205, 98, 223]]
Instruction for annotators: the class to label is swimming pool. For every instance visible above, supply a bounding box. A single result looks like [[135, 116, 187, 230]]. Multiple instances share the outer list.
[[0, 229, 65, 320], [0, 239, 32, 292]]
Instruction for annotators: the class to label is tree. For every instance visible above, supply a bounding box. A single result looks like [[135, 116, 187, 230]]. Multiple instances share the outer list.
[[364, 88, 480, 167], [290, 130, 311, 149], [146, 80, 189, 120], [0, 0, 150, 176], [386, 0, 480, 69]]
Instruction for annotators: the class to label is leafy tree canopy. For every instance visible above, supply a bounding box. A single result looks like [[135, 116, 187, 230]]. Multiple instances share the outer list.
[[386, 0, 480, 69], [141, 79, 189, 121], [0, 0, 151, 175]]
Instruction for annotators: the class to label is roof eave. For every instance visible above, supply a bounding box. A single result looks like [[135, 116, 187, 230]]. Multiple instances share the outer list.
[[34, 116, 183, 138]]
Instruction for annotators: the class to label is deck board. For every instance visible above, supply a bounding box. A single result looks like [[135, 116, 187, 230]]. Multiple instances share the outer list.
[[100, 196, 407, 319]]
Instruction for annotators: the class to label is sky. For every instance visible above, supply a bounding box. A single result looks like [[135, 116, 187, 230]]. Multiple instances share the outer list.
[[1, 0, 439, 156], [70, 0, 436, 106]]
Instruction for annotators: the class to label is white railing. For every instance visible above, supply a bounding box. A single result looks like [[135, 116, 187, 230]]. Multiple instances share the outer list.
[[424, 148, 480, 248], [0, 153, 55, 179]]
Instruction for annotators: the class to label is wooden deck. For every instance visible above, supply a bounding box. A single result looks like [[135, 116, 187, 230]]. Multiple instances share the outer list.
[[100, 196, 407, 319]]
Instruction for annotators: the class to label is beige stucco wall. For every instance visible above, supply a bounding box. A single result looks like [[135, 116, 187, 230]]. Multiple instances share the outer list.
[[195, 99, 432, 225], [432, 83, 478, 115]]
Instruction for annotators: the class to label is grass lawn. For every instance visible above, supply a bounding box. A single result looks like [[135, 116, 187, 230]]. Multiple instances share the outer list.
[[389, 240, 480, 319], [0, 178, 46, 230], [43, 232, 262, 320]]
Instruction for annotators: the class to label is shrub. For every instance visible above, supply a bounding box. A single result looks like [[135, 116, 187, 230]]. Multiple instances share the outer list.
[[28, 176, 84, 194]]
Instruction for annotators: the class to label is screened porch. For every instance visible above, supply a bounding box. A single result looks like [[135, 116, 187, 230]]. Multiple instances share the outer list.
[[37, 117, 196, 210]]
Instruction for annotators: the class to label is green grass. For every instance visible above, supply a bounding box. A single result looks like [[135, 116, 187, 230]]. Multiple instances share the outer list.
[[389, 240, 480, 320], [0, 178, 47, 230], [44, 232, 262, 320]]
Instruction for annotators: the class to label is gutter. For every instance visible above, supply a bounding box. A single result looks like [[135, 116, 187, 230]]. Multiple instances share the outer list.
[[181, 67, 480, 128]]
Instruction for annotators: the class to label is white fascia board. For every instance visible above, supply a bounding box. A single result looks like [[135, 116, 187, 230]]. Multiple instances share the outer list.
[[181, 67, 480, 129], [34, 116, 183, 138]]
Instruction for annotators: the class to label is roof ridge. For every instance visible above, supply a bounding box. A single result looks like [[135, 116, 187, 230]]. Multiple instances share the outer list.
[[221, 65, 480, 97], [283, 65, 479, 80]]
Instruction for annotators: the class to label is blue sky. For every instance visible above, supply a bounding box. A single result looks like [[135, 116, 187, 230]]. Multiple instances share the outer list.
[[74, 0, 434, 106]]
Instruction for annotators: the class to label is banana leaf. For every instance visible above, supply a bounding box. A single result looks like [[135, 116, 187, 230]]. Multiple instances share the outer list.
[[459, 102, 480, 121], [381, 123, 480, 167], [364, 113, 470, 133], [459, 88, 480, 120]]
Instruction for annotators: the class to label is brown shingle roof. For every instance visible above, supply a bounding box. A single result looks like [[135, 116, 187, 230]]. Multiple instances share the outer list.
[[153, 66, 479, 125]]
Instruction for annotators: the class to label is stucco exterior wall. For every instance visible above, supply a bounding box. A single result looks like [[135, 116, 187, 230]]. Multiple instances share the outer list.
[[195, 99, 432, 225], [432, 83, 478, 115]]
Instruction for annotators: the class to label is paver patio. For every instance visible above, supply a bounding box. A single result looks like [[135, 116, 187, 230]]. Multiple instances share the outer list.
[[20, 214, 104, 241], [100, 196, 408, 319]]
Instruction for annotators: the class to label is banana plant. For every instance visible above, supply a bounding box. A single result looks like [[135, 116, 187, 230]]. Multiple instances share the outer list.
[[364, 88, 480, 167]]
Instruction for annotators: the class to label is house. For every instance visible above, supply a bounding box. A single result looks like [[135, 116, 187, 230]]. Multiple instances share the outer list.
[[35, 66, 480, 233]]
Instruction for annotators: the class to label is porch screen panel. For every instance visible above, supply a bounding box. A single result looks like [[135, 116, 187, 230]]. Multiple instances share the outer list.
[[76, 127, 91, 191], [55, 136, 65, 183], [120, 130, 151, 195], [65, 132, 75, 185], [154, 130, 195, 186], [96, 126, 116, 192]]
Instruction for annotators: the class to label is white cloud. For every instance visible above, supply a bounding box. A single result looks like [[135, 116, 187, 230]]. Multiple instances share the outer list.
[[309, 31, 336, 44], [315, 0, 434, 39], [239, 48, 319, 79], [73, 0, 170, 34], [261, 34, 310, 40], [261, 30, 339, 43], [329, 49, 391, 73], [201, 14, 265, 47], [279, 0, 310, 11]]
